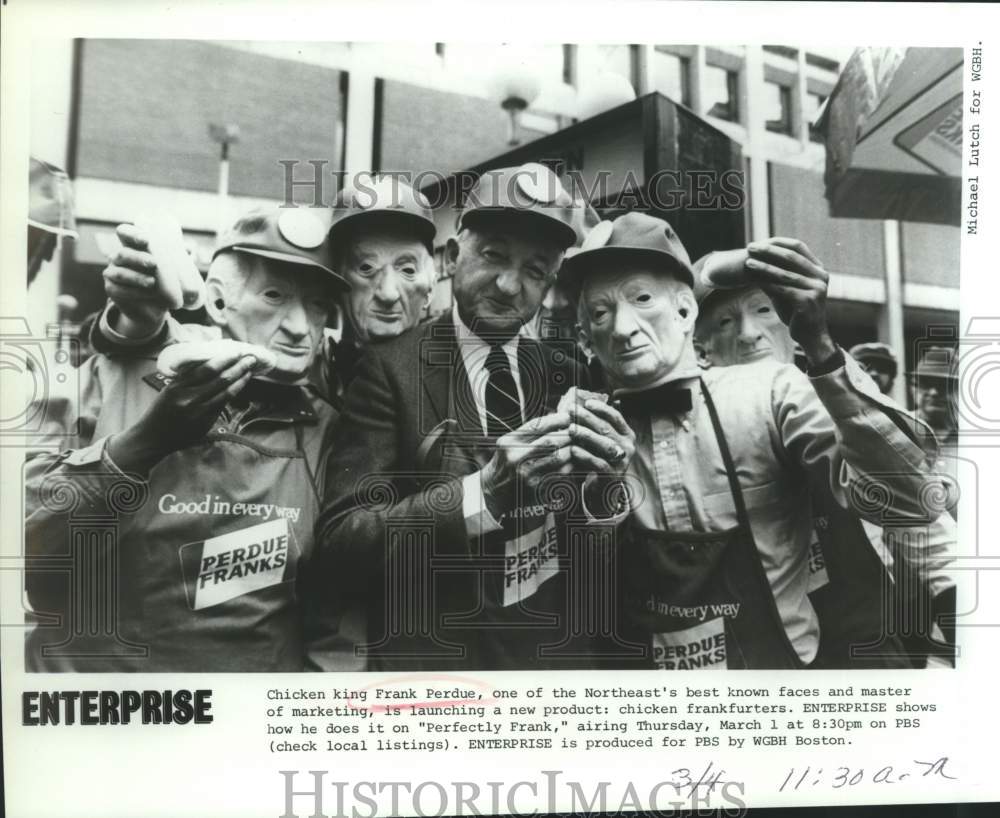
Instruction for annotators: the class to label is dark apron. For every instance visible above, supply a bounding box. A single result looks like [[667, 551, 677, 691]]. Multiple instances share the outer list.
[[113, 421, 321, 672], [619, 380, 802, 670]]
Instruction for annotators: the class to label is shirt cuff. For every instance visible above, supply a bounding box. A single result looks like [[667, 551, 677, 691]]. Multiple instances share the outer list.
[[97, 304, 167, 348], [810, 350, 882, 420], [462, 471, 503, 537], [61, 435, 133, 479], [806, 347, 845, 377], [47, 437, 145, 516]]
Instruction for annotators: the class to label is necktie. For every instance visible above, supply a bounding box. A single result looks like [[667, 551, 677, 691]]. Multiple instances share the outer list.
[[484, 344, 523, 438], [614, 383, 693, 419]]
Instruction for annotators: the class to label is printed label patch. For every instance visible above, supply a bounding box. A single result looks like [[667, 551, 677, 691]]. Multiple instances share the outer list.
[[179, 518, 295, 610], [643, 595, 741, 622], [501, 510, 560, 607], [807, 538, 830, 592], [651, 618, 728, 670]]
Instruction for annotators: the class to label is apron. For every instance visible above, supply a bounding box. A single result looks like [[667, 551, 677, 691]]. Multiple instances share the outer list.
[[114, 416, 321, 672], [619, 380, 802, 670]]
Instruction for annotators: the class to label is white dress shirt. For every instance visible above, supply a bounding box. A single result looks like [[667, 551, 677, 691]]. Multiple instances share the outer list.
[[452, 304, 524, 437], [453, 306, 527, 537]]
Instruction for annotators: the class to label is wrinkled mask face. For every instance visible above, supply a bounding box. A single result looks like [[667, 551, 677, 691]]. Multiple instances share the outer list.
[[340, 230, 433, 344], [696, 287, 795, 367], [449, 221, 562, 340], [579, 267, 694, 390], [222, 260, 334, 382]]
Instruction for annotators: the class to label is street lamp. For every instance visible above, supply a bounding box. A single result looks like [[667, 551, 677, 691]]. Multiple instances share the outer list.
[[208, 123, 240, 234], [485, 47, 542, 146]]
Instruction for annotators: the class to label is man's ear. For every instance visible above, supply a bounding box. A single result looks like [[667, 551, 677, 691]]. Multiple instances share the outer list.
[[444, 237, 460, 277], [420, 250, 437, 306], [676, 288, 698, 334], [576, 324, 594, 359], [205, 278, 228, 327], [693, 338, 712, 368]]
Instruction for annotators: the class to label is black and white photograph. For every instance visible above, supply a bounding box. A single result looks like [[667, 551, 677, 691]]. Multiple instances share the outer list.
[[18, 38, 962, 673], [2, 1, 998, 816]]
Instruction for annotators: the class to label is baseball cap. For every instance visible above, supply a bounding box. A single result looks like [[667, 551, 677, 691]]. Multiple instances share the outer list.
[[213, 207, 348, 291], [29, 157, 77, 238], [330, 176, 436, 254], [561, 211, 694, 287], [458, 163, 579, 250]]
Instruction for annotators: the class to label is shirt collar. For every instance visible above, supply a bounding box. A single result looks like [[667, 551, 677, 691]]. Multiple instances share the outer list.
[[452, 304, 520, 355]]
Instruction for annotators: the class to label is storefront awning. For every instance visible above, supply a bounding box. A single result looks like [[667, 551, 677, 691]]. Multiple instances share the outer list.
[[818, 47, 963, 226]]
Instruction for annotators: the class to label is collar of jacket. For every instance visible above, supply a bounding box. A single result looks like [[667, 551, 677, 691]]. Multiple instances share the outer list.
[[418, 313, 557, 436], [231, 378, 318, 424]]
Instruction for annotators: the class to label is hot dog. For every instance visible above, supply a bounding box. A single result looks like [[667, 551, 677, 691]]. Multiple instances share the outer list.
[[557, 386, 610, 414], [157, 340, 278, 378], [137, 211, 207, 311], [694, 248, 752, 290]]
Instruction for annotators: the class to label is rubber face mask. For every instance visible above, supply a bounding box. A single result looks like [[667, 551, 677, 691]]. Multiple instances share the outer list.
[[580, 268, 693, 390]]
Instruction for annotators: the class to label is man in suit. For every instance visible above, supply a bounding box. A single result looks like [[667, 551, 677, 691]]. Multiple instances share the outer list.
[[314, 163, 636, 670]]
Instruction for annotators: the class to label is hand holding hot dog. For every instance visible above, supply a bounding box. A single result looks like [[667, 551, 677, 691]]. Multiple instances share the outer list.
[[102, 213, 207, 339]]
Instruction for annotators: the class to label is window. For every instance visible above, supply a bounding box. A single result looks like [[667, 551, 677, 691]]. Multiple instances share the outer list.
[[806, 91, 827, 143], [764, 81, 793, 135], [594, 44, 642, 89], [704, 64, 739, 122], [653, 49, 691, 107]]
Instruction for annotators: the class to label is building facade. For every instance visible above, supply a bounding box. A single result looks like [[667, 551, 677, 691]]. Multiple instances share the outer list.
[[30, 40, 960, 405]]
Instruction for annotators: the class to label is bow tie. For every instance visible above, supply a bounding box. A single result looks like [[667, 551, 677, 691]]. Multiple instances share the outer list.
[[614, 384, 693, 418]]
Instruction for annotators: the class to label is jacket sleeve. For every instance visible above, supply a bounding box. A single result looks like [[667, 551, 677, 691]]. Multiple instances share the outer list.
[[313, 348, 468, 580], [773, 353, 948, 525], [24, 356, 137, 542], [862, 515, 956, 600], [90, 303, 170, 356], [90, 306, 218, 357], [22, 356, 146, 618]]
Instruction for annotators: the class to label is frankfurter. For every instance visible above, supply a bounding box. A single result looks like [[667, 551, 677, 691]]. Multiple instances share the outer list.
[[557, 386, 610, 414], [694, 248, 752, 290], [137, 211, 206, 311], [157, 339, 278, 378]]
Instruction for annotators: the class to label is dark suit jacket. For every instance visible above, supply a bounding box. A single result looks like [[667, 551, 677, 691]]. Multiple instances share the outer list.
[[313, 313, 593, 670]]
